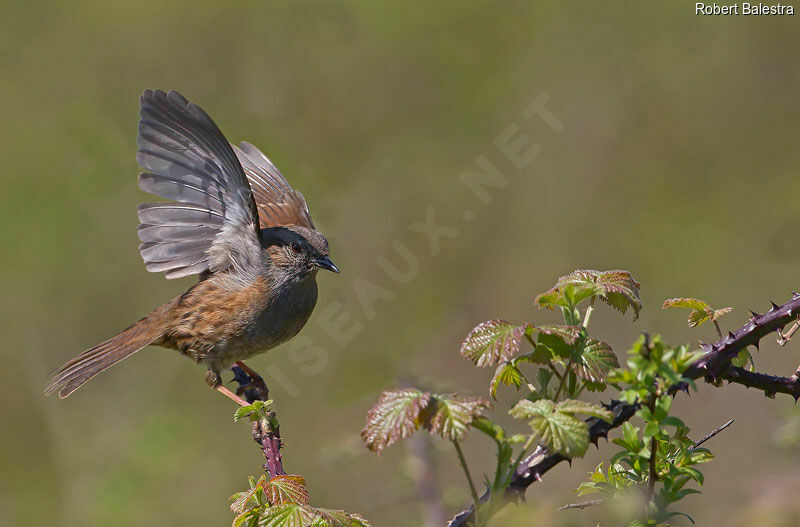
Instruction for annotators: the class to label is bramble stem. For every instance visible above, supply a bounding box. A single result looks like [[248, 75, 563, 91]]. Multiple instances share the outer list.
[[231, 364, 285, 478]]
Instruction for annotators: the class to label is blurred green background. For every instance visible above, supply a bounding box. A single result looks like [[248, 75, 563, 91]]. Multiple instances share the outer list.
[[3, 1, 800, 525]]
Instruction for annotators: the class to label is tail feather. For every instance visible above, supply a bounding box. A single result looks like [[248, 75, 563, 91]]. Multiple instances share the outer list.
[[45, 317, 159, 398]]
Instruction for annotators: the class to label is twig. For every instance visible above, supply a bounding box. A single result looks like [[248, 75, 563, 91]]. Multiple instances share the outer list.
[[645, 395, 658, 504], [558, 498, 603, 511], [692, 419, 734, 448], [552, 356, 573, 402], [712, 320, 723, 339], [453, 440, 481, 526], [232, 364, 286, 478], [778, 318, 800, 346]]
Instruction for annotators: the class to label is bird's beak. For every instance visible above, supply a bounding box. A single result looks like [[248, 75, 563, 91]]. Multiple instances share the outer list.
[[314, 256, 340, 274]]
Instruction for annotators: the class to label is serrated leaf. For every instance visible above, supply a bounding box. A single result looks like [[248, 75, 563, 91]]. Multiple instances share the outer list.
[[509, 399, 591, 457], [231, 476, 267, 513], [460, 320, 530, 367], [535, 326, 582, 360], [662, 297, 709, 311], [233, 509, 261, 527], [535, 283, 600, 310], [536, 270, 642, 320], [574, 339, 619, 383], [535, 325, 582, 344], [257, 503, 317, 527], [423, 394, 491, 441], [687, 308, 711, 327], [556, 399, 613, 423], [361, 389, 431, 454], [265, 475, 310, 506], [663, 297, 731, 328], [234, 400, 274, 422], [712, 307, 732, 321], [314, 509, 372, 527], [489, 362, 525, 399]]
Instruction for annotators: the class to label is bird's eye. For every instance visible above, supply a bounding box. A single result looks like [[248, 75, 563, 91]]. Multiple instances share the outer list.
[[291, 243, 301, 254]]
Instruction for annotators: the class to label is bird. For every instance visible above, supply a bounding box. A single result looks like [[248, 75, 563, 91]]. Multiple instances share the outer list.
[[45, 89, 339, 403]]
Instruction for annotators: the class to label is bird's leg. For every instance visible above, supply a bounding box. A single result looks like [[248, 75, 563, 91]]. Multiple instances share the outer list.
[[232, 361, 270, 402], [216, 385, 251, 407], [206, 368, 250, 406]]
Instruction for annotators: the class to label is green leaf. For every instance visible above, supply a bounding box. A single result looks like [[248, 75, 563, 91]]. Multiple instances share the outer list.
[[536, 270, 642, 320], [257, 503, 316, 527], [573, 339, 619, 383], [509, 399, 591, 457], [460, 320, 530, 367], [536, 368, 554, 395], [534, 325, 582, 361], [360, 388, 431, 454], [423, 394, 491, 441], [489, 362, 524, 399], [231, 476, 267, 514], [265, 475, 310, 506], [233, 509, 260, 527], [535, 325, 582, 344], [314, 509, 372, 527], [556, 399, 613, 423], [663, 297, 732, 328], [234, 400, 274, 422], [731, 349, 749, 368], [662, 297, 709, 312]]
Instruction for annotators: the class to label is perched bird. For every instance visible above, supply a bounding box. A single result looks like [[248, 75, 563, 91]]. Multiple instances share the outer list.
[[45, 89, 338, 402]]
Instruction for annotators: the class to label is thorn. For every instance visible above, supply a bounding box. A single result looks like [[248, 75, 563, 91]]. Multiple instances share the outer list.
[[728, 331, 736, 340], [749, 310, 760, 320], [793, 291, 800, 298], [771, 301, 780, 311]]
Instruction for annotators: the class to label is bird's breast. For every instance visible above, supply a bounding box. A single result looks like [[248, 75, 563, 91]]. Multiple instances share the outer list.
[[248, 275, 319, 348]]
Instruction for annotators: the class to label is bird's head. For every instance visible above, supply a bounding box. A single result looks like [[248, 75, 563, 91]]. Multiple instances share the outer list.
[[262, 226, 339, 279]]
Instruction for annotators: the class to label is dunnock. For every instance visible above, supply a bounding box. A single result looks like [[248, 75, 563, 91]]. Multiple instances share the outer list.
[[45, 89, 338, 402]]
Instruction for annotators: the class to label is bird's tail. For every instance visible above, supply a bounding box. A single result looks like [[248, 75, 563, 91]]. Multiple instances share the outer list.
[[45, 315, 162, 398]]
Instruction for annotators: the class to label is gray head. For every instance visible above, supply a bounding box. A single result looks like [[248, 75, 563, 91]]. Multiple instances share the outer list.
[[261, 226, 339, 278]]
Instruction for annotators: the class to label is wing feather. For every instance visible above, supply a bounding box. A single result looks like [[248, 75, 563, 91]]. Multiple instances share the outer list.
[[136, 90, 262, 280], [232, 141, 314, 229]]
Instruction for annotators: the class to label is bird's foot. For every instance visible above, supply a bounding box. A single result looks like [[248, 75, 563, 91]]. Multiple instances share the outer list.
[[231, 361, 270, 403], [206, 367, 250, 406]]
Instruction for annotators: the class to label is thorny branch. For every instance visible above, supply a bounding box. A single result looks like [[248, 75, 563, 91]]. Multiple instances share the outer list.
[[448, 292, 800, 526], [231, 365, 286, 478]]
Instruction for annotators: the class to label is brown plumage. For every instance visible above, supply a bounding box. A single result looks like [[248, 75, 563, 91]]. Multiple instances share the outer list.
[[45, 90, 338, 399]]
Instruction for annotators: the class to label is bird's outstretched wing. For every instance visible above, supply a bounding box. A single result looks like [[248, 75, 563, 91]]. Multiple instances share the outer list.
[[233, 141, 315, 229], [136, 90, 262, 279]]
